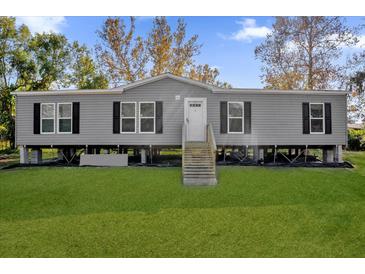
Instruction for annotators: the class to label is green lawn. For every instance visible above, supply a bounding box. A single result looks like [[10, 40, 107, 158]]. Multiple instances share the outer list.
[[1, 152, 365, 257]]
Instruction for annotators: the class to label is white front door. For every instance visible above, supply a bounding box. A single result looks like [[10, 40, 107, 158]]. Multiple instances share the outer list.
[[185, 98, 207, 141]]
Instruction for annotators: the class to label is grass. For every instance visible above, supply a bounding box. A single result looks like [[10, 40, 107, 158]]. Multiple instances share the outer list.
[[0, 152, 365, 257]]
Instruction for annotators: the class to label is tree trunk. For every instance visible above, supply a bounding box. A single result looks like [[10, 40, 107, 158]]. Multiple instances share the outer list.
[[307, 21, 314, 90]]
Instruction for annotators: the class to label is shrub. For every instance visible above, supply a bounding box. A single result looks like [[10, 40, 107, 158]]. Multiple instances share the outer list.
[[348, 128, 365, 151]]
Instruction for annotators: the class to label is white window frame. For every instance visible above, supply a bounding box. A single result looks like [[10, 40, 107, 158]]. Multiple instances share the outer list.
[[57, 102, 73, 134], [121, 102, 137, 134], [40, 103, 55, 134], [228, 101, 244, 134], [309, 103, 325, 134], [139, 101, 155, 134]]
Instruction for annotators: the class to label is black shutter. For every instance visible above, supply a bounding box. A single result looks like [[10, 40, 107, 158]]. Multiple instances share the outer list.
[[244, 102, 251, 134], [72, 102, 80, 134], [155, 101, 163, 134], [33, 103, 40, 134], [220, 101, 227, 133], [113, 101, 120, 134], [325, 103, 332, 134], [302, 102, 310, 134]]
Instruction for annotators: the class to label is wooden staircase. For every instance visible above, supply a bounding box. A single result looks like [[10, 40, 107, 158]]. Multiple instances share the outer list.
[[182, 124, 217, 186]]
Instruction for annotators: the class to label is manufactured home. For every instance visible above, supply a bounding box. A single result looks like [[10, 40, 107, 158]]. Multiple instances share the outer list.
[[12, 73, 348, 185]]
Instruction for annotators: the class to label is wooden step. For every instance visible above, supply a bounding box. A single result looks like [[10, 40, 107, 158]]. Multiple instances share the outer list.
[[184, 166, 214, 169], [183, 177, 217, 186], [184, 162, 214, 164], [184, 160, 214, 162], [184, 158, 214, 161], [185, 153, 212, 155], [184, 163, 214, 165], [185, 153, 211, 155], [184, 155, 213, 158], [183, 140, 217, 186], [184, 174, 215, 177], [184, 169, 215, 174], [184, 157, 213, 159], [184, 175, 216, 179], [184, 164, 213, 167], [184, 152, 212, 154], [184, 159, 214, 162], [184, 168, 215, 174], [184, 158, 213, 161], [184, 156, 213, 158], [184, 173, 216, 176], [184, 164, 214, 167], [184, 168, 214, 170]]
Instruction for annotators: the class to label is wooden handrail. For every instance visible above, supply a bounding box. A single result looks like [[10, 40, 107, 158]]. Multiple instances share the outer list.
[[207, 124, 217, 171], [182, 123, 187, 169], [207, 123, 217, 151], [182, 123, 187, 151]]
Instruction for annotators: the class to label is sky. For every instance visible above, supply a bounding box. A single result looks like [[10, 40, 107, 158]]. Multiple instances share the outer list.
[[16, 16, 365, 88]]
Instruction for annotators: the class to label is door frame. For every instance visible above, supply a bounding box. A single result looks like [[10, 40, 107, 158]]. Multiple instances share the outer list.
[[184, 97, 207, 141]]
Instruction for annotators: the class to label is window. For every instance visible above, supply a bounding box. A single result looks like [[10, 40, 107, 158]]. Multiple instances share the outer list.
[[121, 102, 136, 133], [41, 103, 55, 134], [228, 102, 243, 133], [58, 103, 72, 133], [310, 103, 324, 134], [139, 102, 155, 133]]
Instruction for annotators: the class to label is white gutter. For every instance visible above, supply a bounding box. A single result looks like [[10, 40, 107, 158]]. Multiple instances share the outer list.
[[11, 89, 123, 96], [212, 89, 349, 96], [11, 89, 348, 96]]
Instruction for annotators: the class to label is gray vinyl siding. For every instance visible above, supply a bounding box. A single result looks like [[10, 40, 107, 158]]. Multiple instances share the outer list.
[[15, 78, 347, 146]]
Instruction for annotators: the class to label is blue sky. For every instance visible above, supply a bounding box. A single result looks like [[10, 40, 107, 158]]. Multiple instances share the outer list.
[[16, 16, 365, 88]]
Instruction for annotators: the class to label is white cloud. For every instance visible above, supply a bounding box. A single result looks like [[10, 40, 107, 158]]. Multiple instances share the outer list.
[[222, 18, 271, 42], [353, 35, 365, 48], [16, 17, 67, 34], [211, 65, 222, 70]]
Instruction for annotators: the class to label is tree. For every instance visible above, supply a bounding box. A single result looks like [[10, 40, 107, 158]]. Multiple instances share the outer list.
[[188, 64, 231, 88], [147, 17, 231, 87], [347, 90, 365, 123], [148, 17, 172, 76], [1, 17, 73, 147], [347, 51, 365, 93], [148, 17, 201, 77], [189, 64, 219, 84], [345, 51, 365, 122], [168, 18, 201, 76], [70, 42, 108, 89], [0, 17, 32, 147], [255, 17, 358, 90], [97, 16, 228, 88], [96, 17, 149, 86], [27, 32, 72, 90]]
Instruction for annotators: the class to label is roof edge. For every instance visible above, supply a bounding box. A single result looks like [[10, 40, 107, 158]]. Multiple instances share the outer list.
[[111, 73, 215, 92], [11, 73, 350, 96], [212, 88, 349, 95], [11, 89, 122, 96]]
